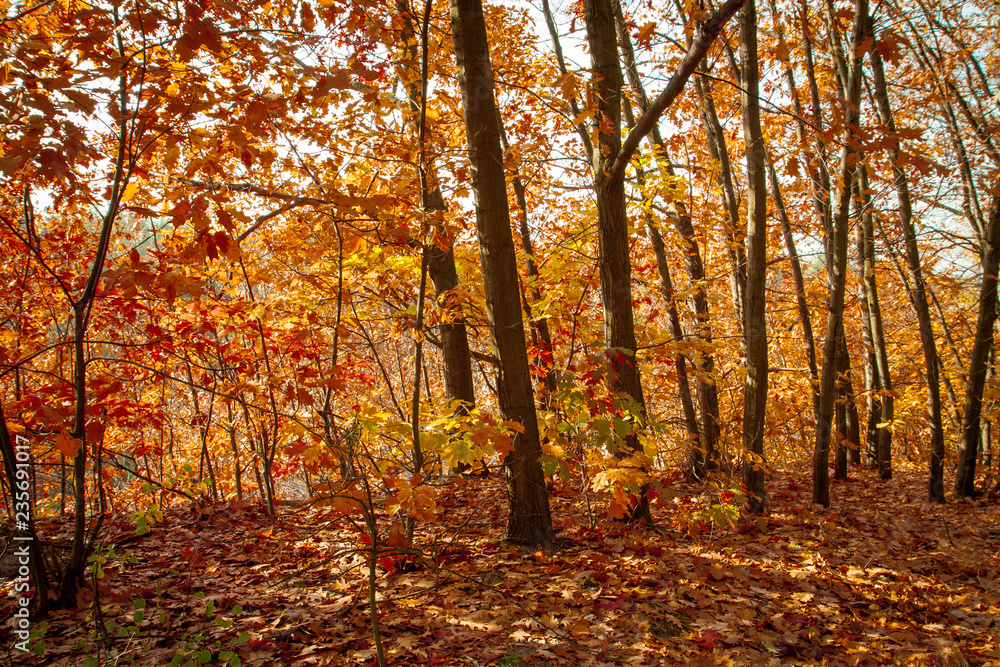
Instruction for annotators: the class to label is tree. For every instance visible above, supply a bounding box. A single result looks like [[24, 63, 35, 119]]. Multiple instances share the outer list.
[[814, 0, 866, 508], [448, 0, 554, 546], [956, 189, 1000, 496], [739, 0, 769, 514], [869, 10, 947, 502]]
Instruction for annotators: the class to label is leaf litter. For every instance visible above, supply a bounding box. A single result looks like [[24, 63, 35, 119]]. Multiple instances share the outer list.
[[2, 462, 998, 666]]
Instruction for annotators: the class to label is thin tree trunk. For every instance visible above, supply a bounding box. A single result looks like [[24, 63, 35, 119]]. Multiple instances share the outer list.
[[739, 0, 769, 514], [398, 0, 477, 458], [814, 0, 866, 508], [616, 1, 721, 471], [583, 0, 652, 523], [768, 160, 819, 415], [449, 0, 554, 546], [621, 97, 702, 476], [956, 191, 1000, 497], [498, 115, 559, 408], [854, 177, 881, 464], [540, 0, 594, 164], [869, 16, 947, 502], [694, 74, 748, 340], [856, 165, 894, 479]]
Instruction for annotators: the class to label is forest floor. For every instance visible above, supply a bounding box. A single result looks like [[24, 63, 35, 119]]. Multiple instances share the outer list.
[[3, 462, 1000, 666]]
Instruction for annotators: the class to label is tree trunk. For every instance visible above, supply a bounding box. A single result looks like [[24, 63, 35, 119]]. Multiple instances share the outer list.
[[583, 0, 651, 523], [397, 0, 477, 445], [739, 0, 769, 514], [814, 0, 866, 508], [856, 164, 894, 479], [768, 160, 819, 415], [498, 115, 558, 408], [695, 74, 748, 341], [621, 97, 702, 476], [956, 191, 1000, 497], [448, 0, 554, 546], [855, 190, 881, 465], [869, 17, 947, 503], [615, 4, 720, 473]]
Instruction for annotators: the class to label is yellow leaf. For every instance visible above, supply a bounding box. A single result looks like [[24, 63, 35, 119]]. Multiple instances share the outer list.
[[554, 72, 579, 101], [54, 430, 82, 458], [120, 180, 140, 203]]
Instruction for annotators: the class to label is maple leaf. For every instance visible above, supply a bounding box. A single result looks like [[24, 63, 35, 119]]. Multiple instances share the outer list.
[[54, 430, 83, 458], [696, 628, 726, 650], [492, 431, 514, 457]]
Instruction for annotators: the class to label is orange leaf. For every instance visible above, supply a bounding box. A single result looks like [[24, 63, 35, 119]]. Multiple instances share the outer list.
[[54, 430, 82, 458], [492, 432, 513, 457]]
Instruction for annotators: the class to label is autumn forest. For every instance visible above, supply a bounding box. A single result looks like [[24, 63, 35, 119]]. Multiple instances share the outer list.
[[1, 0, 999, 663]]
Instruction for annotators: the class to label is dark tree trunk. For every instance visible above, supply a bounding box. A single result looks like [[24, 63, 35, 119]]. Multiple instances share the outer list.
[[695, 74, 748, 341], [739, 0, 769, 514], [448, 0, 554, 546], [856, 164, 894, 479], [621, 97, 702, 477], [583, 0, 652, 523], [869, 18, 947, 503], [424, 185, 477, 421], [614, 5, 720, 474], [814, 0, 865, 508], [956, 192, 1000, 497]]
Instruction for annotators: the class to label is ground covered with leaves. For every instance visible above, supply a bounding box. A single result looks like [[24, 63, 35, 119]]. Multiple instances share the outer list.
[[3, 463, 999, 666]]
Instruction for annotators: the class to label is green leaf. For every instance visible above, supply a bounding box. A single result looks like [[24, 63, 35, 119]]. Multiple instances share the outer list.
[[234, 632, 250, 644], [32, 640, 45, 656], [134, 610, 145, 623], [232, 605, 243, 615]]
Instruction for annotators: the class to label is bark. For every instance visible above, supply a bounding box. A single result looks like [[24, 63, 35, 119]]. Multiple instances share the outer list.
[[814, 0, 866, 508], [854, 181, 881, 464], [448, 0, 554, 546], [740, 0, 769, 514], [398, 0, 477, 429], [956, 191, 1000, 497], [583, 0, 652, 523], [869, 17, 947, 503], [856, 165, 894, 479]]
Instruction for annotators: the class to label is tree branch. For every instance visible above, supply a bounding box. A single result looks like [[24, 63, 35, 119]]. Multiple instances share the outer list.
[[610, 0, 748, 181]]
